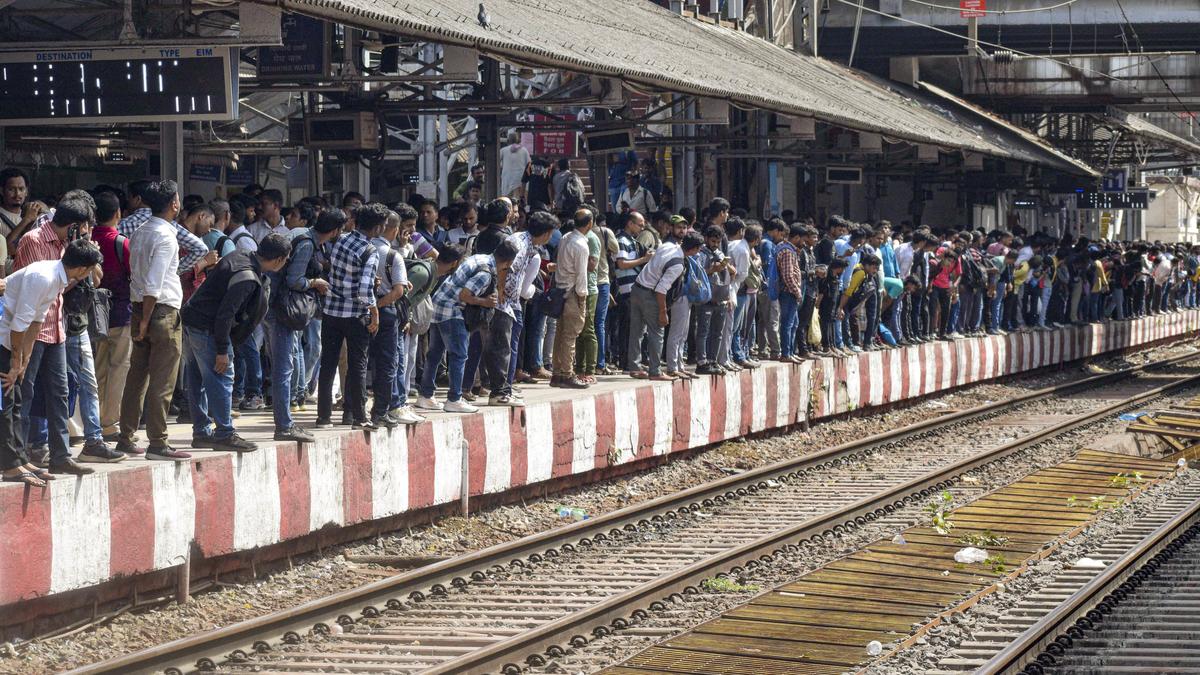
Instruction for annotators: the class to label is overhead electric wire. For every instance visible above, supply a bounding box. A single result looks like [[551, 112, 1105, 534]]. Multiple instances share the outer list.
[[899, 0, 1080, 15], [1112, 0, 1193, 120], [833, 0, 1124, 83]]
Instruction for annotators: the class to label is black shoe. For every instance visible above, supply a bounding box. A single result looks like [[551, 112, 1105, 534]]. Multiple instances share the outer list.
[[211, 433, 258, 453], [78, 441, 126, 463], [49, 458, 96, 475], [371, 415, 399, 429], [352, 419, 377, 431], [315, 418, 334, 429], [341, 412, 354, 426], [191, 434, 218, 449], [274, 426, 316, 443], [175, 410, 192, 424], [146, 446, 193, 462]]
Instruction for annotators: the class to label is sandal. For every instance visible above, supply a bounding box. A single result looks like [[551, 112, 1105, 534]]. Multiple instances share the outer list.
[[3, 471, 46, 488], [630, 370, 649, 379], [30, 468, 57, 481]]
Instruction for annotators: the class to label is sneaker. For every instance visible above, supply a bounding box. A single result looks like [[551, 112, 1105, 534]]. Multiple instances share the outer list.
[[415, 396, 443, 411], [390, 407, 425, 425], [289, 403, 301, 413], [352, 419, 378, 431], [443, 399, 480, 414], [175, 410, 192, 424], [48, 458, 95, 475], [275, 426, 316, 443], [191, 434, 217, 449], [78, 441, 126, 463], [340, 411, 354, 426], [239, 395, 266, 411], [462, 391, 478, 402], [114, 439, 143, 456], [315, 418, 335, 429], [370, 415, 399, 429], [231, 395, 243, 409], [146, 446, 192, 462], [488, 394, 526, 407], [211, 434, 258, 453]]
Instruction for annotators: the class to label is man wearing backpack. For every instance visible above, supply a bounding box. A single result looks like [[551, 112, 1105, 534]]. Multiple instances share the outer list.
[[628, 232, 703, 381], [92, 191, 133, 442], [182, 234, 291, 454], [553, 158, 586, 214], [266, 210, 338, 443]]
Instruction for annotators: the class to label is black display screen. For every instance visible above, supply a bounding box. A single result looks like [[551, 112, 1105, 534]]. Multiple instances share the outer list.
[[0, 47, 233, 125], [1076, 191, 1149, 210]]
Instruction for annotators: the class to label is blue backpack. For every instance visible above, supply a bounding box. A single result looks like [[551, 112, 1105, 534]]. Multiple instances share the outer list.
[[766, 243, 782, 301], [683, 254, 712, 304]]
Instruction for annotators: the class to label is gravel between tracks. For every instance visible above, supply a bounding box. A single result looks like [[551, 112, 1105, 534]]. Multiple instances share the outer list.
[[3, 342, 1195, 674], [525, 381, 1200, 675]]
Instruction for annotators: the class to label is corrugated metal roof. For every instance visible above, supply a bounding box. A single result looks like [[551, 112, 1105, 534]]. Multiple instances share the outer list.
[[256, 0, 1096, 173], [1108, 108, 1200, 158], [918, 81, 1100, 177]]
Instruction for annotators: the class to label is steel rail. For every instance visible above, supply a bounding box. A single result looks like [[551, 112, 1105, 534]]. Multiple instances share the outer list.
[[67, 350, 1200, 675], [976, 492, 1200, 675]]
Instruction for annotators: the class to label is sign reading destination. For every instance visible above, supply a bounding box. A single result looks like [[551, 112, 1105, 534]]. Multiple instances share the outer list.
[[1076, 191, 1149, 210], [0, 46, 235, 125]]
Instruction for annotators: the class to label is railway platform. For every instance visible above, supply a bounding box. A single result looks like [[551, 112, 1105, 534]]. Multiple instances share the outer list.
[[2, 310, 1197, 630]]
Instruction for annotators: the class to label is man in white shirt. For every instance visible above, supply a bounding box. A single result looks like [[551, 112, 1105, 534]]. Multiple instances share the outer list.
[[617, 172, 657, 215], [1, 240, 103, 484], [629, 233, 703, 380], [249, 189, 288, 242], [117, 179, 188, 461], [551, 209, 593, 389], [499, 131, 531, 200]]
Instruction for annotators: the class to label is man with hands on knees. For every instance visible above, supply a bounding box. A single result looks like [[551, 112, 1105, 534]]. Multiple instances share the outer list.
[[1, 239, 103, 485], [181, 233, 292, 454]]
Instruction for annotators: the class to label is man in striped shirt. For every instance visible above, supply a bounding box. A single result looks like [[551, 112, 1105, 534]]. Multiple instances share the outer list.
[[118, 179, 211, 273], [612, 212, 652, 372]]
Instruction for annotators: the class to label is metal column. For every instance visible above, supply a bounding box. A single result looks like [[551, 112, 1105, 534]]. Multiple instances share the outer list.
[[160, 121, 184, 189]]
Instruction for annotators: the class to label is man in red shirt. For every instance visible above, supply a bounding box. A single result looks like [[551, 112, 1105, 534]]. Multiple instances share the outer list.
[[92, 191, 133, 442]]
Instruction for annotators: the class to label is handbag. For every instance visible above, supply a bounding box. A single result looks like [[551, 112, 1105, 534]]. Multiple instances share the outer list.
[[275, 286, 319, 331], [540, 285, 567, 318], [88, 287, 113, 341], [462, 276, 496, 331]]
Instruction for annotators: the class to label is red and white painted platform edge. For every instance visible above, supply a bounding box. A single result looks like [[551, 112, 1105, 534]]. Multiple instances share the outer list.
[[1, 310, 1197, 613]]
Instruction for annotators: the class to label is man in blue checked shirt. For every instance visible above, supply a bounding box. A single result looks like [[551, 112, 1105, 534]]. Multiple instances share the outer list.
[[415, 240, 519, 415], [315, 203, 385, 431]]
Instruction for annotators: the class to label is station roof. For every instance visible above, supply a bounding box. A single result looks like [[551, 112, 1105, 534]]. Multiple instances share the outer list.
[[260, 0, 1097, 174], [1107, 108, 1200, 159]]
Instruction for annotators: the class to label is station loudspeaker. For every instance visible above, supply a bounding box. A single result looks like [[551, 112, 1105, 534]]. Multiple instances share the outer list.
[[443, 45, 480, 81], [786, 116, 816, 141], [304, 111, 381, 152], [588, 77, 626, 108], [697, 98, 731, 125], [379, 35, 400, 73], [859, 132, 882, 153], [583, 128, 635, 155]]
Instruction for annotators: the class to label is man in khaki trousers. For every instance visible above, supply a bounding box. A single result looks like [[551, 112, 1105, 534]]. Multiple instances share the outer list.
[[551, 209, 592, 389]]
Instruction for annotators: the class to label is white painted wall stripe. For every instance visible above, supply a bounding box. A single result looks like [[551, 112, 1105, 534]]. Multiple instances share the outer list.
[[651, 383, 674, 456], [866, 351, 884, 407], [843, 356, 860, 412], [50, 478, 112, 594], [370, 427, 409, 519], [570, 398, 598, 474], [722, 372, 742, 441], [611, 388, 640, 465], [150, 463, 196, 570], [750, 367, 767, 432], [481, 411, 512, 493], [524, 402, 555, 484], [308, 434, 345, 530], [689, 377, 711, 447], [774, 367, 791, 427], [431, 417, 464, 505], [232, 448, 281, 551]]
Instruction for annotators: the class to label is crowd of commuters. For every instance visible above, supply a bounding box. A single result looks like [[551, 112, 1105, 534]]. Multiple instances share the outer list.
[[0, 160, 1196, 487]]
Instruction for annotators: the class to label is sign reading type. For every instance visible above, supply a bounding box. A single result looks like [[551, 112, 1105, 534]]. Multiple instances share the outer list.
[[960, 0, 986, 18], [257, 14, 329, 79]]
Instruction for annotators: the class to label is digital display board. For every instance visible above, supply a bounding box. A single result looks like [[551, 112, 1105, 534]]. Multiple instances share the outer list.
[[1076, 191, 1149, 210], [0, 46, 235, 125]]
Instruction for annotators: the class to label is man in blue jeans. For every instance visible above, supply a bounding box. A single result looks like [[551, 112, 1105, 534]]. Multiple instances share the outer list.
[[416, 241, 518, 414], [268, 209, 340, 443], [181, 234, 290, 453]]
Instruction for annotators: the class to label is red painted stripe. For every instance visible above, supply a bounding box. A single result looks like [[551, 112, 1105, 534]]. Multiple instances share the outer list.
[[508, 407, 530, 488], [462, 413, 489, 497], [275, 444, 312, 541], [0, 485, 52, 605], [550, 399, 576, 477], [107, 467, 154, 577], [739, 369, 754, 434], [407, 422, 436, 509], [634, 385, 657, 460], [857, 352, 871, 409], [764, 365, 780, 423], [341, 431, 374, 525], [593, 393, 616, 469], [672, 378, 691, 453], [191, 455, 235, 557], [707, 375, 728, 444]]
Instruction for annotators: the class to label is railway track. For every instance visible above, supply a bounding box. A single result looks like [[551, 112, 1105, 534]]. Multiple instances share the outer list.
[[975, 480, 1200, 675], [69, 350, 1200, 675]]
